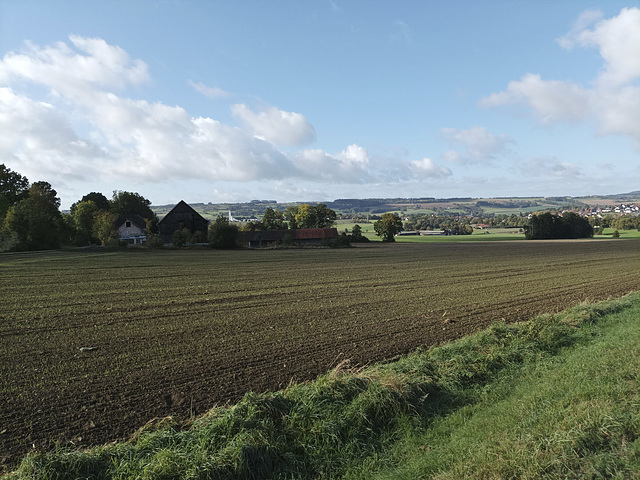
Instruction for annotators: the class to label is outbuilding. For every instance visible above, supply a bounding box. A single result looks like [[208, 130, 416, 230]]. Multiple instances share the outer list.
[[114, 214, 147, 244], [157, 200, 209, 244]]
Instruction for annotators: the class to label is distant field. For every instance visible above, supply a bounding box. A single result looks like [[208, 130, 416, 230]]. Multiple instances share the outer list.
[[1, 241, 640, 467]]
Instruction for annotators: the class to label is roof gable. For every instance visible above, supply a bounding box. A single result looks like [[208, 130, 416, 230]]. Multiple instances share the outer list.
[[114, 214, 147, 230], [158, 200, 207, 224]]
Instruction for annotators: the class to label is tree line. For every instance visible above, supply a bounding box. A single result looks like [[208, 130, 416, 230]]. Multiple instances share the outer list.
[[524, 212, 593, 240], [0, 164, 158, 251]]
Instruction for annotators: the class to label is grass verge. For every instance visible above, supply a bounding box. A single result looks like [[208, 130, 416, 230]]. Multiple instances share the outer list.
[[6, 293, 640, 479]]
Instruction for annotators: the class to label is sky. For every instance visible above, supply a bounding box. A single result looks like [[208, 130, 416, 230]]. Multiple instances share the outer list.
[[1, 1, 639, 209]]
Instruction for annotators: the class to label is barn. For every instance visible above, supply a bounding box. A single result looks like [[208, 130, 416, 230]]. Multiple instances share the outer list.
[[157, 200, 209, 244], [239, 228, 338, 247]]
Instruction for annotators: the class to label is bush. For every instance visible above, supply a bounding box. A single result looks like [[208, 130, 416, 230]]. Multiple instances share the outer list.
[[145, 233, 163, 249], [322, 233, 351, 248], [172, 229, 190, 248], [209, 216, 239, 249]]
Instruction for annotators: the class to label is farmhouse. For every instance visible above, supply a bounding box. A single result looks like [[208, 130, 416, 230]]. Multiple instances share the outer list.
[[157, 200, 209, 244], [239, 228, 338, 247], [115, 214, 147, 244]]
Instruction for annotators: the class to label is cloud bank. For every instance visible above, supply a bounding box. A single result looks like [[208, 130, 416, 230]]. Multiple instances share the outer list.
[[0, 35, 449, 202]]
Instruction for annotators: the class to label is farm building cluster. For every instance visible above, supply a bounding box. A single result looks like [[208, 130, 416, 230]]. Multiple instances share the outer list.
[[115, 200, 338, 247]]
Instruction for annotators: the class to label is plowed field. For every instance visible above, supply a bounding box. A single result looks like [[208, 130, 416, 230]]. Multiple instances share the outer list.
[[1, 240, 639, 468]]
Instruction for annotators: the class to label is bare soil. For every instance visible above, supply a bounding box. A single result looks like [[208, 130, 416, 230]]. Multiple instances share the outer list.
[[1, 240, 639, 469]]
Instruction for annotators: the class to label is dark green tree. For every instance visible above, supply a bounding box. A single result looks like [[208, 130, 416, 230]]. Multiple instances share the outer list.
[[525, 212, 593, 239], [0, 164, 29, 221], [349, 224, 369, 243], [261, 208, 287, 230], [208, 215, 239, 249], [284, 206, 299, 229], [110, 191, 156, 220], [70, 192, 110, 214], [374, 213, 403, 242], [314, 203, 337, 228], [3, 182, 63, 250], [72, 200, 99, 244]]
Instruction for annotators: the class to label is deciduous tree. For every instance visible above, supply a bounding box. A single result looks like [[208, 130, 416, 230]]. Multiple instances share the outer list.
[[261, 208, 287, 230], [374, 213, 403, 242], [70, 192, 110, 214], [92, 211, 117, 245], [208, 215, 239, 249], [0, 164, 29, 221], [3, 182, 63, 250], [72, 200, 99, 244]]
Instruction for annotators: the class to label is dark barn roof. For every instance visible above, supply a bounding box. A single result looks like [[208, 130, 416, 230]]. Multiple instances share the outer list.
[[157, 200, 209, 243], [114, 214, 147, 231], [239, 228, 338, 247]]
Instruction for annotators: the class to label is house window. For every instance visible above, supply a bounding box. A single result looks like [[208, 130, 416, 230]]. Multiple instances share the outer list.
[[126, 221, 131, 227]]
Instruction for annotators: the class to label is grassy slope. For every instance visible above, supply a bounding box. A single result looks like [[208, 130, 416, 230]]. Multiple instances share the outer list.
[[375, 296, 640, 479], [7, 293, 640, 479]]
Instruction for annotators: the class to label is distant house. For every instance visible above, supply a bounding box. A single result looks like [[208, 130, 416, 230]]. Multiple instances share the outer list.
[[115, 214, 147, 245], [157, 200, 209, 244], [239, 228, 338, 247]]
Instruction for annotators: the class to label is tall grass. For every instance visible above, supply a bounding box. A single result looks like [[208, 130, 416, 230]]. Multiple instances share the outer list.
[[7, 293, 640, 479]]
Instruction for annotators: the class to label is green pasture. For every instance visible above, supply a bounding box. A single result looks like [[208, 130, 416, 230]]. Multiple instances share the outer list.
[[599, 227, 640, 238]]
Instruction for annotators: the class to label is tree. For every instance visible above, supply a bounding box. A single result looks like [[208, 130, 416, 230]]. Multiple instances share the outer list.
[[0, 164, 29, 221], [295, 203, 337, 229], [3, 182, 63, 250], [172, 228, 190, 248], [295, 204, 317, 229], [70, 192, 109, 214], [261, 208, 287, 230], [349, 224, 369, 243], [314, 203, 337, 228], [208, 215, 239, 249], [110, 191, 156, 220], [284, 206, 299, 229], [72, 200, 98, 244], [374, 213, 403, 242], [525, 212, 593, 240], [92, 211, 117, 245]]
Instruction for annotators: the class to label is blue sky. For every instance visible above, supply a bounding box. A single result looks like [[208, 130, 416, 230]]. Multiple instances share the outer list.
[[1, 1, 639, 209]]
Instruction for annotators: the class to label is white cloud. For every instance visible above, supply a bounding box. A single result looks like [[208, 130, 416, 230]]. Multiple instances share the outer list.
[[441, 126, 511, 164], [409, 158, 452, 178], [188, 80, 229, 99], [0, 87, 105, 180], [562, 8, 640, 88], [481, 8, 640, 144], [0, 35, 461, 205], [231, 104, 316, 146], [0, 35, 148, 102], [479, 74, 591, 124], [556, 10, 603, 50], [293, 144, 371, 183]]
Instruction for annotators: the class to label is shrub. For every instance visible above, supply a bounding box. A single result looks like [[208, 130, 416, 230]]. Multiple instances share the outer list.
[[172, 229, 190, 248], [145, 233, 163, 249]]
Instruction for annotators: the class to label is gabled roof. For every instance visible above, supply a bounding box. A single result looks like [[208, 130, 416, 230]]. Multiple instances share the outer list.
[[157, 200, 207, 224], [114, 214, 147, 230]]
